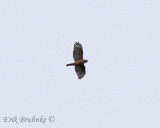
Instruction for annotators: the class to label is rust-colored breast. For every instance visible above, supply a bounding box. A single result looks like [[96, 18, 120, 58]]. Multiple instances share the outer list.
[[74, 59, 85, 65]]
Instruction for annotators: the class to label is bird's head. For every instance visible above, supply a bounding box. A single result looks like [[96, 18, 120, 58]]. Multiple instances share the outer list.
[[84, 59, 88, 63]]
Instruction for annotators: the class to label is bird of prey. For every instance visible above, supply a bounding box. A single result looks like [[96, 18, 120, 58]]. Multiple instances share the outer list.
[[66, 42, 88, 79]]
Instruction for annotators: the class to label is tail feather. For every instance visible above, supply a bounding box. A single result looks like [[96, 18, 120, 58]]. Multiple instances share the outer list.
[[66, 63, 74, 66]]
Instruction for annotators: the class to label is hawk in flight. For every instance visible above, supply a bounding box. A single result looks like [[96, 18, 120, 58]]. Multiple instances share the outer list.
[[66, 42, 88, 79]]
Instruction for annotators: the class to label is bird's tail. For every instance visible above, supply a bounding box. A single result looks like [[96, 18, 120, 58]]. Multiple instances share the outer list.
[[66, 63, 74, 66]]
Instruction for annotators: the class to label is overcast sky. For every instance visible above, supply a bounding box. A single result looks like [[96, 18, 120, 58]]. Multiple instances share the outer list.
[[0, 0, 160, 128]]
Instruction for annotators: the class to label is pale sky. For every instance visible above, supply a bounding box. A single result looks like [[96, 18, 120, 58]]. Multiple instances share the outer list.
[[0, 0, 160, 128]]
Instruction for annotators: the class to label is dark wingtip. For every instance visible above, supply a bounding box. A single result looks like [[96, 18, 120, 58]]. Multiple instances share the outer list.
[[78, 74, 85, 79], [75, 42, 82, 47], [75, 41, 80, 44]]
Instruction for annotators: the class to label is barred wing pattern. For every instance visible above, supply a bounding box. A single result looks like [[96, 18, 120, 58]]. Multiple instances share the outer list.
[[75, 64, 86, 79], [73, 42, 83, 61]]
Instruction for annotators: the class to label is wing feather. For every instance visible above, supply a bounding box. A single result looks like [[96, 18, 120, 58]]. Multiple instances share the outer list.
[[73, 42, 83, 61], [75, 64, 86, 79]]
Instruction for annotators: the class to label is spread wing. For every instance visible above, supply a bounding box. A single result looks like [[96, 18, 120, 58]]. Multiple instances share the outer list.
[[75, 64, 86, 79], [73, 42, 83, 61]]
